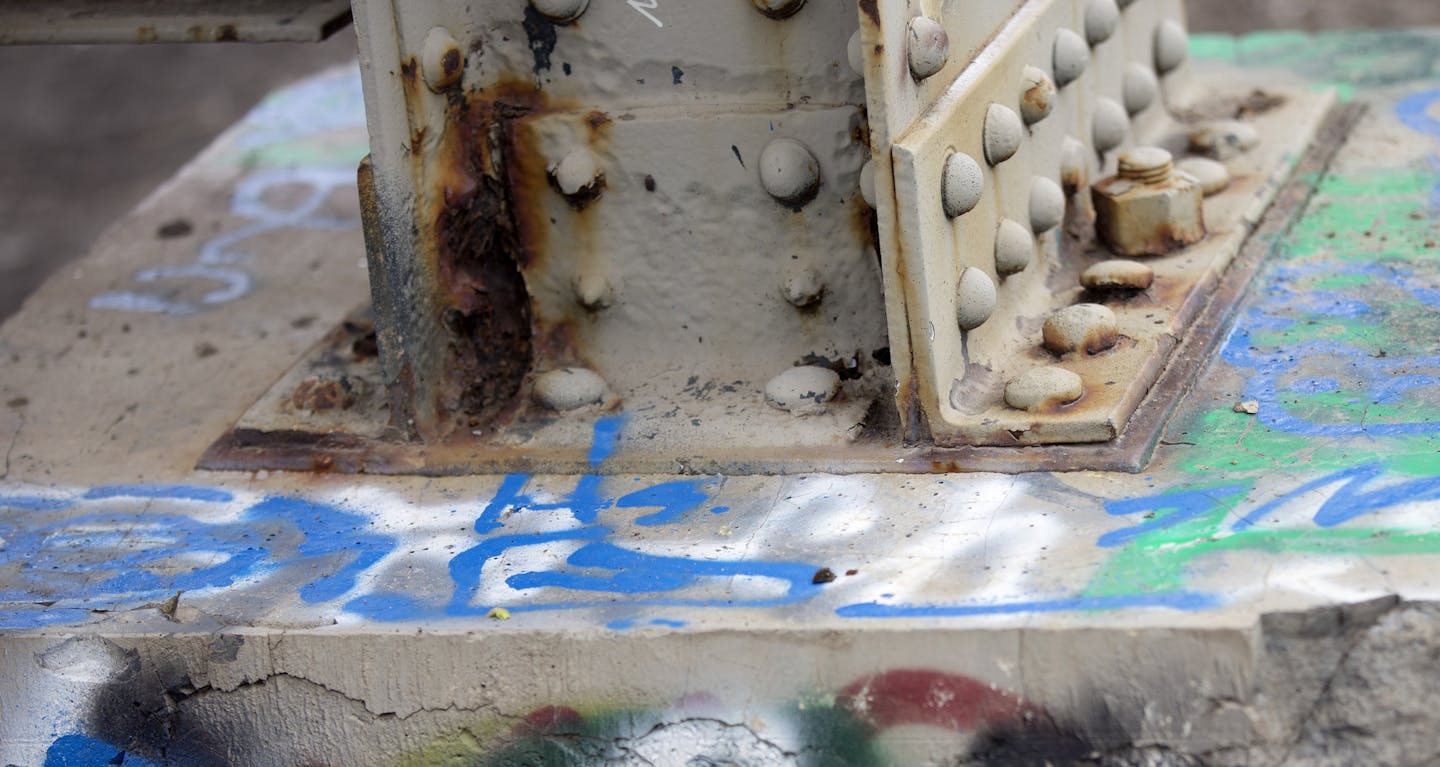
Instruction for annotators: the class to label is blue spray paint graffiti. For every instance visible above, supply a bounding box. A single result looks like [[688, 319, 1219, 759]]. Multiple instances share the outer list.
[[347, 416, 826, 621], [1219, 261, 1440, 438], [87, 66, 367, 317], [0, 486, 396, 630], [837, 461, 1440, 618], [43, 734, 161, 767], [88, 167, 359, 316]]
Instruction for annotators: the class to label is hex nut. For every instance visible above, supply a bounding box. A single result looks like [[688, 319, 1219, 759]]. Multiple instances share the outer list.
[[534, 368, 606, 411], [984, 103, 1024, 165], [955, 267, 996, 331], [1081, 259, 1154, 291], [942, 152, 984, 218], [907, 16, 950, 81], [759, 138, 821, 208], [1092, 149, 1206, 257], [752, 0, 807, 19], [530, 0, 589, 23], [420, 27, 464, 92], [1043, 304, 1118, 355], [765, 366, 840, 415], [1053, 28, 1090, 87], [1004, 367, 1084, 412], [1020, 66, 1056, 125]]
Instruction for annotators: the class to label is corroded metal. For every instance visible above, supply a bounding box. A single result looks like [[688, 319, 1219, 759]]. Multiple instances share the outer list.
[[200, 103, 1360, 475], [206, 0, 1337, 473]]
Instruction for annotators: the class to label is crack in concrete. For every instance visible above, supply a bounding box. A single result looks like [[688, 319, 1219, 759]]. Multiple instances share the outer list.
[[1271, 597, 1402, 767]]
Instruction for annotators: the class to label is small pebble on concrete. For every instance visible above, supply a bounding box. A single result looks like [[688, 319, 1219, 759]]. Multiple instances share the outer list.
[[1234, 400, 1260, 414]]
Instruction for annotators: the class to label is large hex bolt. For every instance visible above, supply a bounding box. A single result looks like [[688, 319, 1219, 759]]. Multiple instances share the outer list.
[[1091, 147, 1206, 257]]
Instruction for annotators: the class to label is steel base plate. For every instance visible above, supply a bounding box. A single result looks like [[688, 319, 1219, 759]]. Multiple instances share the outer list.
[[200, 89, 1353, 476]]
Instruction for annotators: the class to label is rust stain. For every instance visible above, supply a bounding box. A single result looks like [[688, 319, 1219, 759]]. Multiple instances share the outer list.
[[292, 378, 361, 411], [858, 0, 880, 26]]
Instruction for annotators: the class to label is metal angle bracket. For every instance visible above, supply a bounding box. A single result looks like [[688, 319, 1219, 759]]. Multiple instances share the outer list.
[[860, 0, 1333, 447], [199, 0, 1340, 474]]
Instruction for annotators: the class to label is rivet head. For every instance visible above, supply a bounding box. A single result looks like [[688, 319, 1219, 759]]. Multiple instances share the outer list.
[[907, 16, 949, 81], [1053, 28, 1090, 87], [859, 158, 877, 208], [1092, 98, 1129, 154], [1030, 177, 1066, 234], [983, 103, 1024, 165], [421, 27, 464, 92], [759, 138, 821, 209], [1084, 0, 1120, 46], [1019, 66, 1056, 125], [529, 0, 589, 24], [752, 0, 807, 20], [549, 148, 604, 205], [1188, 120, 1260, 159], [955, 267, 997, 331], [1043, 304, 1118, 354], [534, 367, 606, 411], [1005, 367, 1084, 412], [1081, 259, 1154, 291], [765, 366, 840, 415], [994, 218, 1034, 276], [848, 28, 865, 75], [941, 152, 983, 218], [1123, 63, 1159, 115], [1060, 137, 1089, 190], [1155, 20, 1190, 73], [782, 265, 825, 308], [572, 272, 615, 310]]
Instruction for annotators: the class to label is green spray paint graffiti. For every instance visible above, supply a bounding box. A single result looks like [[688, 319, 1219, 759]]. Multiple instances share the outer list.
[[1192, 29, 1440, 100], [1082, 462, 1440, 604]]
